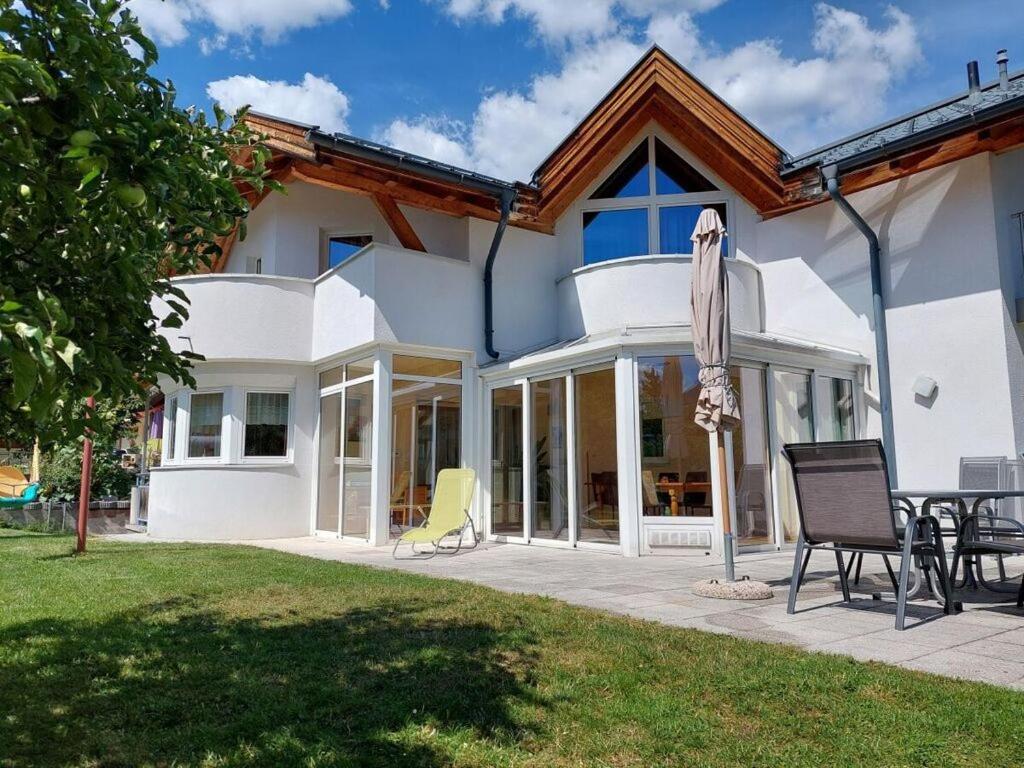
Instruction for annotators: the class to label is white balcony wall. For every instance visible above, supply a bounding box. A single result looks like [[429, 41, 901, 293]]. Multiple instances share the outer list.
[[312, 242, 483, 359], [155, 275, 313, 362], [557, 255, 764, 341]]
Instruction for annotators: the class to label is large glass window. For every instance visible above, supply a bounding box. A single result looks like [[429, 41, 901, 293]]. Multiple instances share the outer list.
[[638, 356, 712, 517], [342, 381, 374, 539], [392, 355, 462, 380], [244, 392, 290, 458], [582, 135, 730, 265], [490, 386, 524, 536], [187, 392, 223, 458], [390, 382, 461, 530], [316, 393, 342, 533], [590, 141, 649, 199], [165, 395, 178, 461], [659, 203, 728, 255], [816, 376, 855, 441], [575, 368, 619, 543], [773, 371, 814, 542], [531, 378, 569, 540], [731, 367, 773, 546], [582, 209, 650, 265]]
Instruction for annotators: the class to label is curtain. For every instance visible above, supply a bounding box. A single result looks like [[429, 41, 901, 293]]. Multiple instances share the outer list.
[[247, 392, 289, 426]]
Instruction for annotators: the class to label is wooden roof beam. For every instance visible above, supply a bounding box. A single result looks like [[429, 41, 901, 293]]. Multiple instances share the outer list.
[[373, 193, 426, 252]]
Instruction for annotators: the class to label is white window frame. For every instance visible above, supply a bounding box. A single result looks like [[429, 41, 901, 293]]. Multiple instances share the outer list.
[[163, 393, 180, 463], [320, 229, 374, 275], [184, 388, 228, 463], [241, 388, 295, 464], [579, 133, 734, 266]]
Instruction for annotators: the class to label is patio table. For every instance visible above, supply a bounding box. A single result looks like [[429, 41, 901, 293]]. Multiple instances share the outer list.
[[893, 489, 1024, 595]]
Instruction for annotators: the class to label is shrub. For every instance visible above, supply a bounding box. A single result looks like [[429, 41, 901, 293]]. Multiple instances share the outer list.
[[40, 442, 134, 501]]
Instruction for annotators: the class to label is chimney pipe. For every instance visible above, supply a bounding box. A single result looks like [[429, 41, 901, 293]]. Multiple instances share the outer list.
[[997, 49, 1010, 89], [967, 60, 981, 104]]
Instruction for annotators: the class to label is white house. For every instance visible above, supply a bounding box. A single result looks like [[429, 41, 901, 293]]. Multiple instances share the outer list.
[[147, 47, 1024, 558]]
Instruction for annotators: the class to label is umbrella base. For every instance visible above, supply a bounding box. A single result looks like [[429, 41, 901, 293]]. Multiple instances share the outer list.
[[693, 577, 773, 600]]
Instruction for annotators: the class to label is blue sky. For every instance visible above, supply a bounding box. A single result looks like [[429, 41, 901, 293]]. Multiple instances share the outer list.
[[130, 0, 1023, 180]]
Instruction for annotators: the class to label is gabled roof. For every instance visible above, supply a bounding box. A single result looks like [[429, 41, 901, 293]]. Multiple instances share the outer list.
[[531, 46, 789, 221], [232, 47, 1024, 243]]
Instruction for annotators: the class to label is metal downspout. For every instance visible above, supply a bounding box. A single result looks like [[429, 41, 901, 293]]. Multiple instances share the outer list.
[[484, 189, 517, 360], [822, 164, 898, 485]]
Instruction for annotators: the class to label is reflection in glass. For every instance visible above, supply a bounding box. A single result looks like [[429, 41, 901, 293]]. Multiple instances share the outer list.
[[655, 138, 718, 195], [575, 368, 619, 543], [583, 208, 649, 265], [817, 377, 855, 441], [319, 366, 343, 390], [773, 370, 814, 542], [345, 355, 375, 380], [731, 367, 773, 546], [316, 393, 341, 533], [342, 381, 374, 539], [589, 141, 649, 199], [188, 392, 223, 458], [390, 382, 461, 532], [659, 203, 728, 255], [491, 386, 524, 536], [531, 378, 569, 540], [637, 356, 712, 517], [244, 392, 289, 457], [392, 355, 462, 380]]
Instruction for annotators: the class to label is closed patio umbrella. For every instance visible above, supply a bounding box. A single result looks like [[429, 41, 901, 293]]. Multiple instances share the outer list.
[[690, 208, 743, 584]]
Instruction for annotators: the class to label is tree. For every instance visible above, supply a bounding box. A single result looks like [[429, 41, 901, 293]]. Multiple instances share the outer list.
[[0, 0, 277, 445]]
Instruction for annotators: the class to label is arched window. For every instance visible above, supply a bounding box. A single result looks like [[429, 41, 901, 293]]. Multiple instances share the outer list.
[[580, 135, 731, 266]]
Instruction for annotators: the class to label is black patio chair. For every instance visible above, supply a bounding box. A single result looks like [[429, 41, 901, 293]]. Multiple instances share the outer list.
[[951, 513, 1024, 607], [784, 440, 955, 630]]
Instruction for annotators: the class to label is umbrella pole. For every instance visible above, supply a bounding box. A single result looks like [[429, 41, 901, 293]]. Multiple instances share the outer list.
[[717, 431, 735, 582]]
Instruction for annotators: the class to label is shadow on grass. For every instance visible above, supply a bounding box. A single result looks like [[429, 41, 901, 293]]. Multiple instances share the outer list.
[[0, 596, 542, 767]]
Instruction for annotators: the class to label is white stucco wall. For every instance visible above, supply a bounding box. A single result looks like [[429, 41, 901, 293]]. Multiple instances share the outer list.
[[757, 153, 1017, 486], [990, 147, 1024, 458], [148, 363, 316, 540]]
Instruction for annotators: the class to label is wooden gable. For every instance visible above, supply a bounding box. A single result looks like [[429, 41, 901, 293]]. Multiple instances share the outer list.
[[532, 47, 788, 224]]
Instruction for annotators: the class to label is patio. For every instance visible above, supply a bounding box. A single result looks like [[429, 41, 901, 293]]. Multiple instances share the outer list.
[[247, 536, 1024, 688]]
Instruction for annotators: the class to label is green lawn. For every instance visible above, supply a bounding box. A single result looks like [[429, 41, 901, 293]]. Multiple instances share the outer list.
[[1, 532, 1022, 767]]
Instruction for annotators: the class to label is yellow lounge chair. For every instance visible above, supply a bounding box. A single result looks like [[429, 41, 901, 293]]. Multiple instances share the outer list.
[[392, 468, 477, 559]]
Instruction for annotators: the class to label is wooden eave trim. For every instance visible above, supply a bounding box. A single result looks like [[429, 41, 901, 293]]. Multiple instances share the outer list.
[[532, 56, 787, 221], [765, 113, 1024, 219]]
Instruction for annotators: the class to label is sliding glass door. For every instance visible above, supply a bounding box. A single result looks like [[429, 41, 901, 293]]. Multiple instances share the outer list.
[[316, 357, 376, 540], [531, 378, 569, 541], [773, 370, 814, 543], [389, 356, 463, 533], [490, 385, 524, 537], [575, 368, 619, 544]]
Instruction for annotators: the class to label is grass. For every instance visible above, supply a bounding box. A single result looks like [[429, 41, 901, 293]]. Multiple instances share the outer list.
[[1, 532, 1022, 767]]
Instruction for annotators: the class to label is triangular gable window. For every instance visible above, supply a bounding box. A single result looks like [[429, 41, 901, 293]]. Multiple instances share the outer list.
[[581, 134, 731, 266], [655, 138, 717, 195], [589, 141, 649, 199]]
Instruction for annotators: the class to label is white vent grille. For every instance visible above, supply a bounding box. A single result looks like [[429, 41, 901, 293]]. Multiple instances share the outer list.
[[646, 528, 712, 549]]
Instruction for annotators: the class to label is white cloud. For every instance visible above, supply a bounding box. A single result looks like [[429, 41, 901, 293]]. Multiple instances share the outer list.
[[441, 0, 724, 43], [127, 0, 353, 48], [382, 3, 921, 179], [206, 73, 351, 132]]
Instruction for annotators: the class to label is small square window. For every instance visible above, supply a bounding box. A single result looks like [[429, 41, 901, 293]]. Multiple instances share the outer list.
[[325, 234, 372, 271], [245, 392, 290, 458]]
